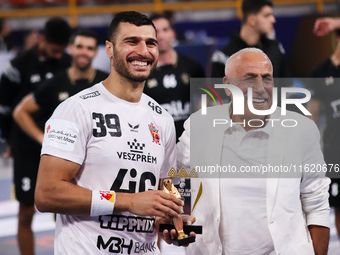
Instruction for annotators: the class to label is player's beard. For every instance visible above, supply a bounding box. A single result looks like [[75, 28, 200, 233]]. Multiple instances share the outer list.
[[112, 47, 156, 83]]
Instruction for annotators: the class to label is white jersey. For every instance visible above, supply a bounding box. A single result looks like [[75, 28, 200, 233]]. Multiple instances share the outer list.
[[41, 82, 176, 255]]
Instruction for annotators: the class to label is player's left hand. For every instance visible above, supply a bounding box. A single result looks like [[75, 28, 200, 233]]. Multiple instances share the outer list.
[[155, 214, 196, 246]]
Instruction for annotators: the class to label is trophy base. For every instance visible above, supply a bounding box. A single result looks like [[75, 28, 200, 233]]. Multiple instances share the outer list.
[[159, 224, 202, 234], [172, 235, 196, 246]]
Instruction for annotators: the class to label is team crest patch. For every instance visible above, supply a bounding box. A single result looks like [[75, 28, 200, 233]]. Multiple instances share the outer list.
[[148, 123, 160, 145]]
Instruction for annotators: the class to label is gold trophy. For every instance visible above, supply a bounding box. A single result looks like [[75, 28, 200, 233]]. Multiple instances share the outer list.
[[161, 178, 196, 246]]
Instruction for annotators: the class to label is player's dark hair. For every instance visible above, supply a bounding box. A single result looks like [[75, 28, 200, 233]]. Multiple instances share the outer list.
[[107, 11, 156, 44], [70, 29, 99, 46], [242, 0, 273, 23], [44, 17, 71, 45], [149, 12, 174, 29]]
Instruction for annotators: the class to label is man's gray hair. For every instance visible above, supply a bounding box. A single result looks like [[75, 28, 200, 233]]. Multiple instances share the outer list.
[[224, 48, 272, 76]]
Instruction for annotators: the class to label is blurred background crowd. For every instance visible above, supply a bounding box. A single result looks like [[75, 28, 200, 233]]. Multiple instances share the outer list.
[[0, 0, 339, 77]]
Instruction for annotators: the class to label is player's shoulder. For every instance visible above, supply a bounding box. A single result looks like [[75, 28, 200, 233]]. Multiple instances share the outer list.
[[56, 82, 102, 110], [261, 35, 280, 45], [10, 47, 37, 67], [261, 36, 285, 54], [71, 82, 102, 102], [37, 71, 68, 90], [53, 83, 102, 115], [219, 33, 245, 55], [60, 52, 72, 64]]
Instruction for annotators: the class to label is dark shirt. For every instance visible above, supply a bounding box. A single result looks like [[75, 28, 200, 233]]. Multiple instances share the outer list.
[[308, 58, 340, 164], [211, 32, 290, 78], [0, 45, 71, 152]]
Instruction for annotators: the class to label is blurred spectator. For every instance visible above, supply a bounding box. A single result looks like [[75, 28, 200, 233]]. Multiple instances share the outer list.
[[0, 17, 71, 255], [13, 29, 108, 145], [0, 18, 14, 52], [210, 0, 290, 78], [308, 27, 340, 242], [144, 12, 205, 141]]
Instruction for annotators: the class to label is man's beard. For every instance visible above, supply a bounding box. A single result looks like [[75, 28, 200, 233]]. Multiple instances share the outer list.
[[112, 47, 155, 82]]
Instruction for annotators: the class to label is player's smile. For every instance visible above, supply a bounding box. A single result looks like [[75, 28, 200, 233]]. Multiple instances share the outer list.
[[128, 56, 154, 71]]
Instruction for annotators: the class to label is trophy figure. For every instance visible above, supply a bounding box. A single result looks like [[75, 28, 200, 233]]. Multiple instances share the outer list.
[[161, 178, 196, 246]]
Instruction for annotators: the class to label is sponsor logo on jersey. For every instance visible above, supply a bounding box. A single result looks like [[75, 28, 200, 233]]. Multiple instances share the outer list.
[[181, 72, 190, 85], [45, 119, 79, 151], [79, 91, 100, 99], [99, 215, 155, 233], [161, 100, 190, 121], [97, 235, 156, 254], [128, 123, 139, 132], [127, 139, 145, 153], [326, 76, 334, 86], [330, 99, 340, 118], [97, 236, 133, 253], [30, 74, 41, 83], [163, 74, 177, 88], [116, 139, 157, 164], [148, 123, 160, 145], [45, 72, 54, 80], [146, 78, 158, 89], [58, 91, 69, 102]]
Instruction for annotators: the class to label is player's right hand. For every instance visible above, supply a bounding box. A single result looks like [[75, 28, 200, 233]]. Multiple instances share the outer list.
[[116, 190, 184, 219]]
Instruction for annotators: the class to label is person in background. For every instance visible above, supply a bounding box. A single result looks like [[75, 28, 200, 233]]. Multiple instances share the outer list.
[[0, 17, 71, 255], [210, 0, 290, 78], [13, 29, 108, 145], [308, 27, 340, 242], [0, 18, 14, 52], [144, 12, 205, 141]]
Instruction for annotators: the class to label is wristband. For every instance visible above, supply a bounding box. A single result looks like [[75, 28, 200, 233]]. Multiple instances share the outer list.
[[90, 190, 116, 216]]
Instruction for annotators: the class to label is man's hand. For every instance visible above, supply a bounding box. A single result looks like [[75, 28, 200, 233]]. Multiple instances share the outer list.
[[308, 225, 329, 255], [155, 214, 196, 245], [313, 17, 340, 36], [116, 190, 184, 219]]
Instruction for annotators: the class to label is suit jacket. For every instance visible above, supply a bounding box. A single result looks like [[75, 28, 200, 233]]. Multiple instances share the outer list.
[[176, 104, 330, 255]]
